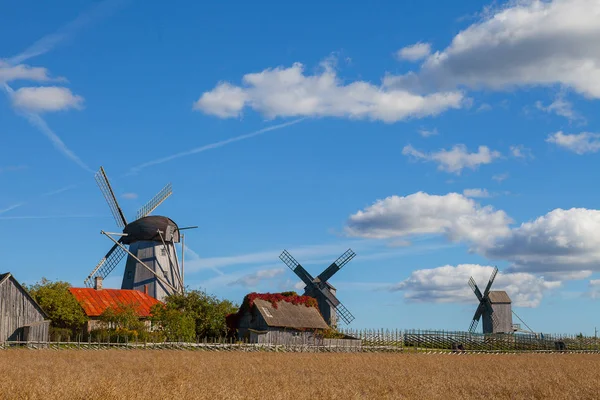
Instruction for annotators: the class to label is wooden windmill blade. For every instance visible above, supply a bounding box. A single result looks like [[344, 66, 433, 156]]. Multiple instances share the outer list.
[[468, 276, 484, 301], [469, 302, 484, 333], [279, 250, 315, 287], [84, 241, 127, 287], [483, 266, 499, 297], [135, 182, 172, 220], [95, 166, 127, 228], [334, 300, 355, 325], [317, 248, 356, 283]]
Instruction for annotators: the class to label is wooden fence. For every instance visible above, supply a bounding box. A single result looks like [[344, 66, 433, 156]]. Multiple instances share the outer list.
[[2, 329, 599, 353]]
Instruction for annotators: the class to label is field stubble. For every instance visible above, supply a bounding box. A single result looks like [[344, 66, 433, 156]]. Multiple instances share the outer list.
[[0, 351, 599, 399]]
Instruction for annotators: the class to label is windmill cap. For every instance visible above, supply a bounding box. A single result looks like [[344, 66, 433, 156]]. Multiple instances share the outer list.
[[488, 291, 511, 303], [122, 215, 180, 244]]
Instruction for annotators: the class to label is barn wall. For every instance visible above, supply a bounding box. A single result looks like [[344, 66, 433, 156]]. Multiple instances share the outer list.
[[249, 329, 362, 347], [23, 321, 50, 342], [0, 277, 48, 342]]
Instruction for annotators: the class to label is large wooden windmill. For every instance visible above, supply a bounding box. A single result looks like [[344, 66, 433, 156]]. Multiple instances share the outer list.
[[468, 266, 513, 334], [84, 166, 187, 302], [279, 249, 356, 327]]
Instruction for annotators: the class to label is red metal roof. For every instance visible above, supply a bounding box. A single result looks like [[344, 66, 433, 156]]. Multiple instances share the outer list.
[[68, 288, 162, 318]]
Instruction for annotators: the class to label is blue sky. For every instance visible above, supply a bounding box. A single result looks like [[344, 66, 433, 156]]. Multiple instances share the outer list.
[[2, 0, 600, 334]]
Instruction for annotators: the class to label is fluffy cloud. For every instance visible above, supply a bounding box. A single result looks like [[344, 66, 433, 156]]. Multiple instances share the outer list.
[[486, 208, 600, 277], [0, 61, 53, 83], [229, 268, 286, 287], [402, 144, 501, 174], [385, 0, 600, 98], [397, 42, 432, 61], [11, 86, 84, 113], [546, 132, 600, 154], [391, 264, 560, 308], [345, 192, 512, 247], [194, 61, 465, 122], [346, 192, 600, 280], [463, 188, 491, 198]]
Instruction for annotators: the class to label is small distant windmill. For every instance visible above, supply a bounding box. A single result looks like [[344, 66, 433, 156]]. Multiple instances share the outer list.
[[468, 266, 513, 334], [279, 249, 356, 327], [85, 166, 194, 301]]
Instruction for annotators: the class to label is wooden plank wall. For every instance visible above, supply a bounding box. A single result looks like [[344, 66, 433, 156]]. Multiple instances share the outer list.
[[0, 277, 48, 342]]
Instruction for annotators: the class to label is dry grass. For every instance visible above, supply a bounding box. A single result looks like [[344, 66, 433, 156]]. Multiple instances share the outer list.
[[1, 351, 599, 399]]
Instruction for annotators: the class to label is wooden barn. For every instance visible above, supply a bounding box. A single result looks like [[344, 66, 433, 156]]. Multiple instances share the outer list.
[[0, 273, 50, 342], [69, 277, 161, 332], [227, 292, 333, 344]]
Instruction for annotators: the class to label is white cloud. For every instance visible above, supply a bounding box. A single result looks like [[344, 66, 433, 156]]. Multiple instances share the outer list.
[[486, 208, 600, 276], [11, 86, 84, 113], [535, 95, 583, 122], [193, 82, 248, 118], [546, 131, 600, 154], [397, 42, 432, 61], [194, 61, 465, 122], [510, 145, 533, 159], [346, 192, 600, 280], [402, 144, 501, 174], [346, 192, 512, 247], [492, 173, 509, 183], [589, 280, 600, 299], [385, 0, 600, 99], [391, 264, 560, 308], [463, 188, 491, 198], [229, 267, 286, 287], [121, 192, 138, 200], [0, 61, 54, 83], [418, 128, 438, 137]]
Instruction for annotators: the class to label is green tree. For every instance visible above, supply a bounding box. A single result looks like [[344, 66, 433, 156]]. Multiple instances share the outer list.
[[27, 278, 88, 336], [161, 289, 238, 338], [149, 303, 195, 342], [100, 303, 147, 332]]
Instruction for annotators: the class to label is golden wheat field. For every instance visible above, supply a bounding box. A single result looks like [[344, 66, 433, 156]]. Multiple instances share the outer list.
[[0, 351, 599, 399]]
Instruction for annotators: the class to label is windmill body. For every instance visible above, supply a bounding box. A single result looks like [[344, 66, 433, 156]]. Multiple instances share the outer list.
[[482, 291, 513, 334], [305, 282, 338, 327], [121, 216, 182, 301], [85, 167, 187, 302], [468, 267, 514, 334], [279, 249, 356, 327]]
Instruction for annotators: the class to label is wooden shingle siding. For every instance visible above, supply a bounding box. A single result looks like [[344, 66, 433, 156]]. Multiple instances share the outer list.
[[0, 273, 49, 342]]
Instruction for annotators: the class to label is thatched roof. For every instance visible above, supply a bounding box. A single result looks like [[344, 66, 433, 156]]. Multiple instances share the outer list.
[[253, 299, 329, 330]]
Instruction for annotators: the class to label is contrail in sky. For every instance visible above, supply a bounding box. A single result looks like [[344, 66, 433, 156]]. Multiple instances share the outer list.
[[127, 118, 306, 175], [8, 0, 128, 65], [2, 0, 128, 173], [0, 203, 24, 215], [1, 83, 93, 172]]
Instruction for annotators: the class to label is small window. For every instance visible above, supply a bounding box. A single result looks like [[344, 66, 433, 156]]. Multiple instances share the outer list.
[[160, 248, 167, 256], [127, 271, 133, 280]]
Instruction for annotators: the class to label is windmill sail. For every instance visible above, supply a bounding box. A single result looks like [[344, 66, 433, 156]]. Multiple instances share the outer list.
[[136, 183, 172, 220], [95, 167, 127, 228], [317, 248, 356, 283], [279, 249, 357, 326], [84, 242, 127, 287]]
